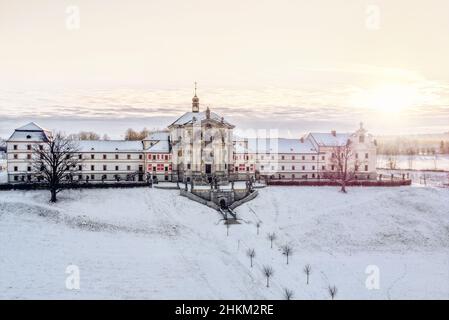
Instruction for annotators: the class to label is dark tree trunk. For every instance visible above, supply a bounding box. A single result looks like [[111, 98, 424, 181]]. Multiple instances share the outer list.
[[50, 188, 57, 202]]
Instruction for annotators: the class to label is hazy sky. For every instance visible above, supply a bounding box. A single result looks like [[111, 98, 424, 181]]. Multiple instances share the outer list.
[[1, 0, 448, 138]]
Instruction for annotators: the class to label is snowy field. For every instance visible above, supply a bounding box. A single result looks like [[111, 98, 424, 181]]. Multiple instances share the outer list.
[[0, 186, 448, 299], [378, 154, 449, 171]]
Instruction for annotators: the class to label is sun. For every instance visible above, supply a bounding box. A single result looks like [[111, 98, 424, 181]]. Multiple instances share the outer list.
[[350, 84, 421, 113]]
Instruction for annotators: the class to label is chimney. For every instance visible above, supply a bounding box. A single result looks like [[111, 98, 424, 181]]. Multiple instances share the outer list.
[[331, 130, 336, 137]]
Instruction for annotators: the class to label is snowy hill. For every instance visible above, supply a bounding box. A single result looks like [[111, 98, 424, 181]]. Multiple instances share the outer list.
[[0, 186, 448, 299]]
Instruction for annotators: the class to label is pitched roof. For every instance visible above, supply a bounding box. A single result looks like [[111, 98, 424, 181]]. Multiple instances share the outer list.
[[146, 140, 170, 153], [77, 140, 143, 152], [307, 132, 351, 147], [169, 111, 232, 127], [238, 138, 317, 154], [16, 122, 49, 132], [145, 130, 170, 141], [7, 122, 52, 142]]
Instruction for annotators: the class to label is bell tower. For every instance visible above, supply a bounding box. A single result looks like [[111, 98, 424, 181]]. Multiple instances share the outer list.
[[192, 82, 199, 113]]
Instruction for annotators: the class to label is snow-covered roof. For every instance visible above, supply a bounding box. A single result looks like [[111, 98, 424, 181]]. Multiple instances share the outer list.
[[77, 140, 143, 152], [307, 132, 351, 147], [146, 140, 170, 153], [236, 138, 317, 154], [7, 122, 52, 142], [169, 111, 232, 127], [145, 130, 169, 141], [15, 122, 49, 132]]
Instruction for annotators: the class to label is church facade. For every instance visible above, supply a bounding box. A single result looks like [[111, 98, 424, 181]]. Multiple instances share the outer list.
[[5, 91, 377, 184]]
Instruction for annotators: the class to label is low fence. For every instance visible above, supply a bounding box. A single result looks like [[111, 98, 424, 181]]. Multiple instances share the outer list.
[[0, 181, 150, 191], [267, 179, 411, 187]]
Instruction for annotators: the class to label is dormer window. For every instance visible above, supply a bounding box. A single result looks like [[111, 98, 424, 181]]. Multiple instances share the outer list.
[[26, 135, 31, 139]]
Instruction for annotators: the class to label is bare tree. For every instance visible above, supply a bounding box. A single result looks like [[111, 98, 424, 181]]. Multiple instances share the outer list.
[[283, 288, 294, 300], [303, 264, 312, 285], [32, 133, 81, 202], [256, 221, 261, 235], [281, 244, 293, 264], [329, 139, 358, 193], [246, 248, 256, 267], [125, 128, 150, 141], [328, 285, 338, 300], [267, 232, 277, 249], [262, 265, 274, 288]]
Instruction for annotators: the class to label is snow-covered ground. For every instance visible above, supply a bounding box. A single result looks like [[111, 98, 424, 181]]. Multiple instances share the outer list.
[[0, 186, 448, 299]]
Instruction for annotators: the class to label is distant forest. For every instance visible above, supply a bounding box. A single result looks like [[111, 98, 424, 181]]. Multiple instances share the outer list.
[[376, 135, 449, 155]]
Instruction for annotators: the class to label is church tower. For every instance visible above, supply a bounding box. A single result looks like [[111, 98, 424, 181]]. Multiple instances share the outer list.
[[192, 82, 199, 113]]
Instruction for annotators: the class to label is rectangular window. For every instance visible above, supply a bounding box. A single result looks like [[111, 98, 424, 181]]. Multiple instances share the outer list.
[[331, 165, 335, 170], [292, 156, 295, 160], [312, 166, 315, 170], [127, 166, 131, 171], [322, 165, 325, 170], [281, 166, 285, 170], [355, 153, 359, 159], [91, 165, 94, 171], [103, 165, 107, 171], [187, 164, 191, 170], [91, 175, 95, 180], [302, 156, 305, 160], [127, 155, 131, 160], [13, 145, 17, 150], [78, 165, 82, 171], [115, 154, 119, 160], [91, 154, 95, 159], [14, 154, 18, 159], [365, 153, 369, 159], [292, 166, 295, 170], [157, 164, 164, 171], [165, 155, 168, 160], [153, 155, 156, 160], [27, 154, 31, 160], [27, 145, 31, 150], [27, 166, 31, 172], [312, 156, 315, 160], [261, 165, 264, 170], [322, 156, 325, 160], [302, 166, 305, 170], [365, 165, 369, 171], [14, 166, 18, 172], [115, 166, 119, 171], [79, 154, 82, 160]]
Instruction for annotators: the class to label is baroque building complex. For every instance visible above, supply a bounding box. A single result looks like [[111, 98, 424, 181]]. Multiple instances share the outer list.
[[5, 91, 377, 184]]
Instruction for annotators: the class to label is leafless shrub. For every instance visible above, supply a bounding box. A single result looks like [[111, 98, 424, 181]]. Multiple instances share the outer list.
[[328, 285, 338, 300], [303, 264, 312, 285], [281, 244, 293, 264], [262, 265, 274, 287], [267, 232, 277, 249], [283, 288, 294, 300], [246, 248, 256, 267]]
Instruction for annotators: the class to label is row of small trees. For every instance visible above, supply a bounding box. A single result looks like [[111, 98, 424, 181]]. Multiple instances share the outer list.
[[239, 224, 337, 300]]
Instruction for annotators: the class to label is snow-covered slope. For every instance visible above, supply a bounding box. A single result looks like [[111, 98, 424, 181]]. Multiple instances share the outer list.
[[0, 186, 448, 299]]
